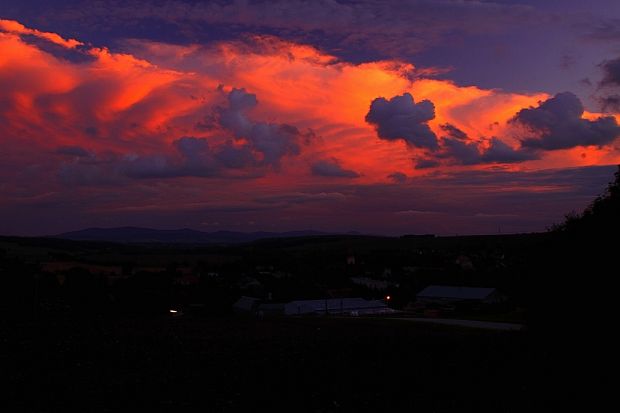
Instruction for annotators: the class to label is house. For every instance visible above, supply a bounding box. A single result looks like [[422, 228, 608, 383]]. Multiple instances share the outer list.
[[455, 254, 474, 270], [132, 266, 166, 274], [257, 302, 286, 317], [350, 277, 390, 291], [326, 288, 355, 298], [256, 265, 274, 275], [174, 274, 200, 286], [233, 296, 261, 314], [284, 298, 395, 316], [235, 276, 261, 290], [41, 261, 123, 276], [416, 285, 505, 306]]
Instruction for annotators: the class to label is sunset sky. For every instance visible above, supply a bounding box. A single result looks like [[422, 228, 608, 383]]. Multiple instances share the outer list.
[[2, 0, 620, 236]]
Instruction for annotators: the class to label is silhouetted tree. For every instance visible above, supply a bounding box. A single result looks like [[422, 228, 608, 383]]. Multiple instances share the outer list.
[[553, 165, 620, 234], [520, 167, 620, 407]]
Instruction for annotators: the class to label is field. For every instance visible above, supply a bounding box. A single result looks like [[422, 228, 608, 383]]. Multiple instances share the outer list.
[[3, 314, 557, 412], [0, 233, 584, 411]]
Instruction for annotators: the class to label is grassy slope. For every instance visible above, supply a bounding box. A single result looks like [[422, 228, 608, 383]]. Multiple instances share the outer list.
[[2, 315, 555, 412]]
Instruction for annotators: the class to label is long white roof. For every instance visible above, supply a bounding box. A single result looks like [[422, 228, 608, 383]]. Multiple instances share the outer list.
[[417, 285, 496, 300]]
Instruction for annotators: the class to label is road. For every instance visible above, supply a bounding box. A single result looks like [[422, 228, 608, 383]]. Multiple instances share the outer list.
[[390, 317, 524, 331]]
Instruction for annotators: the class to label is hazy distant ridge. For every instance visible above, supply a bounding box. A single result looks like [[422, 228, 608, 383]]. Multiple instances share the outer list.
[[54, 227, 335, 244]]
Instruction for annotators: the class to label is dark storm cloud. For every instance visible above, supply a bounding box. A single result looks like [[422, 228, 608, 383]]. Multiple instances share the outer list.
[[414, 158, 440, 169], [57, 154, 124, 186], [440, 123, 468, 140], [415, 122, 536, 168], [481, 138, 538, 164], [387, 172, 407, 183], [365, 93, 438, 150], [121, 154, 181, 179], [600, 94, 620, 113], [217, 88, 302, 167], [311, 159, 360, 178], [441, 138, 482, 165], [600, 57, 620, 87], [214, 141, 257, 169], [153, 137, 220, 178], [56, 145, 91, 157], [122, 137, 230, 179], [3, 0, 539, 60], [597, 57, 620, 113], [513, 92, 620, 150], [144, 139, 257, 178], [58, 137, 253, 184], [56, 88, 309, 185]]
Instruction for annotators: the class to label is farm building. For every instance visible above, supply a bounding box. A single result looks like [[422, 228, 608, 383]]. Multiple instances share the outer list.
[[350, 277, 390, 291], [416, 285, 505, 305], [232, 296, 261, 314], [284, 298, 395, 316], [257, 303, 286, 317]]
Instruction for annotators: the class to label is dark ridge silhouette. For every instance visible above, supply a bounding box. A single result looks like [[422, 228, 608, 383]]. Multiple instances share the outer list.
[[530, 165, 618, 402], [552, 165, 620, 234], [53, 227, 336, 244]]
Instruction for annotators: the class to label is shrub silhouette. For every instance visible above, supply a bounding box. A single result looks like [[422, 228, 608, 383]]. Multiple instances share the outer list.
[[553, 165, 620, 234]]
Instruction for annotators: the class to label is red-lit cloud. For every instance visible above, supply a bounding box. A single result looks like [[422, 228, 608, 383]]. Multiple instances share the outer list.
[[1, 19, 619, 235], [0, 19, 83, 48]]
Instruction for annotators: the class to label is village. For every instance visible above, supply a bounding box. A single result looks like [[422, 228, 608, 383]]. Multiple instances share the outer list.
[[1, 232, 550, 411], [1, 233, 533, 327], [0, 226, 600, 410]]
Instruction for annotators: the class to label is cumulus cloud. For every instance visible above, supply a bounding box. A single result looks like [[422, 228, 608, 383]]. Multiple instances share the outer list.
[[311, 159, 360, 178], [439, 123, 468, 140], [214, 141, 257, 169], [387, 172, 407, 183], [123, 136, 266, 179], [59, 137, 260, 184], [216, 88, 303, 167], [448, 137, 536, 165], [441, 138, 482, 165], [600, 57, 620, 87], [0, 19, 554, 193], [512, 92, 620, 150], [170, 137, 220, 176], [414, 123, 536, 167], [58, 85, 310, 185], [4, 18, 620, 236], [481, 138, 537, 163], [600, 94, 620, 113], [414, 158, 440, 169], [365, 93, 438, 149], [598, 58, 620, 113], [56, 146, 92, 158], [121, 154, 178, 179]]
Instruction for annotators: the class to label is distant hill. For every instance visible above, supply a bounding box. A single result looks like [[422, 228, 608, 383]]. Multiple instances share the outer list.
[[53, 227, 336, 244]]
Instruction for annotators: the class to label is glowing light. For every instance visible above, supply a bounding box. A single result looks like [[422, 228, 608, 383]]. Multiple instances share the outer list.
[[386, 295, 391, 301], [169, 309, 178, 313]]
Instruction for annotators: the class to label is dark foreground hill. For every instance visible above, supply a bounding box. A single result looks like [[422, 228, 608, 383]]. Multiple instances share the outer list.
[[2, 314, 554, 412]]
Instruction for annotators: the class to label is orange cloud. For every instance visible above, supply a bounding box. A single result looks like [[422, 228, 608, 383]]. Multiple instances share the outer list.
[[0, 19, 83, 49], [1, 19, 618, 192]]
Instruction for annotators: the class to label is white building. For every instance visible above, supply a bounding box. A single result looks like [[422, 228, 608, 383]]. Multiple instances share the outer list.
[[416, 285, 505, 305], [284, 298, 395, 316]]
